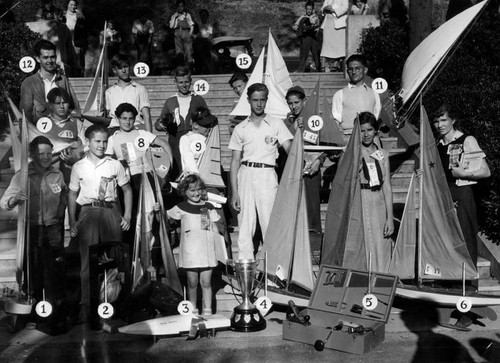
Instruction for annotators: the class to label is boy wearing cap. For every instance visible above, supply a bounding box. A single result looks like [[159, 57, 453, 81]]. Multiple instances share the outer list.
[[331, 54, 380, 139], [1, 136, 67, 331], [68, 125, 132, 326], [229, 83, 293, 260]]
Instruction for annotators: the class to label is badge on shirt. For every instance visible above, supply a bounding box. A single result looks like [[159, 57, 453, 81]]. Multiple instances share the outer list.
[[264, 136, 278, 146], [371, 150, 385, 161], [58, 130, 74, 139], [174, 108, 181, 125], [49, 183, 61, 194], [121, 142, 137, 162], [447, 144, 463, 168], [366, 162, 381, 187]]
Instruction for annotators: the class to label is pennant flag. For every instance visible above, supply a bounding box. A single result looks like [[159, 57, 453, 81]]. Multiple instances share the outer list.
[[320, 91, 345, 146], [8, 113, 21, 172]]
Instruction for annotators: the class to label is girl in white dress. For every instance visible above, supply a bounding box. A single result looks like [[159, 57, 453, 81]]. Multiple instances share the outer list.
[[167, 174, 220, 315]]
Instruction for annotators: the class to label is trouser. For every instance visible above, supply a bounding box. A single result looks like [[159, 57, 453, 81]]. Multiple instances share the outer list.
[[237, 166, 278, 260], [450, 185, 478, 265], [174, 29, 193, 64], [297, 36, 321, 72], [77, 204, 122, 316]]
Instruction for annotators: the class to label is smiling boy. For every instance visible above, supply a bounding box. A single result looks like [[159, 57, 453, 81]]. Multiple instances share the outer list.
[[68, 125, 132, 326], [156, 66, 208, 178]]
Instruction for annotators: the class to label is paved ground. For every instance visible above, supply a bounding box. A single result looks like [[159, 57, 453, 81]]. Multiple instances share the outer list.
[[1, 305, 500, 363]]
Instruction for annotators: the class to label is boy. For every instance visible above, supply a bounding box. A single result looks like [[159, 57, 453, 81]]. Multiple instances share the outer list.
[[45, 87, 85, 183], [229, 83, 293, 260], [331, 54, 381, 139], [106, 54, 152, 134], [228, 71, 249, 136], [0, 136, 67, 332], [68, 125, 132, 326], [156, 66, 208, 178], [20, 39, 80, 124], [293, 1, 321, 72]]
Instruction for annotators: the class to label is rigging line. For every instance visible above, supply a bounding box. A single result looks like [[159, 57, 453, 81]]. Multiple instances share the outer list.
[[0, 1, 20, 20]]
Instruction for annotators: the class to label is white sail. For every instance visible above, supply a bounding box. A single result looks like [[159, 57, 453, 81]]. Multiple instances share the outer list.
[[399, 0, 487, 107], [229, 31, 291, 118]]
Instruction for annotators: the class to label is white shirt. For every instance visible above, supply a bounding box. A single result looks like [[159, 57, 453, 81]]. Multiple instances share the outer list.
[[106, 81, 151, 128]]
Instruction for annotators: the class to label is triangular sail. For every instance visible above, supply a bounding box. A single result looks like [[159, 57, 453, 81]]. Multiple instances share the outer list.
[[230, 31, 291, 118], [418, 105, 477, 280], [388, 174, 417, 278], [15, 112, 29, 290], [8, 113, 21, 172], [320, 91, 345, 146], [262, 128, 314, 291], [322, 119, 366, 269], [149, 153, 183, 297], [197, 124, 225, 189], [301, 80, 320, 144], [399, 1, 488, 108], [131, 169, 155, 293]]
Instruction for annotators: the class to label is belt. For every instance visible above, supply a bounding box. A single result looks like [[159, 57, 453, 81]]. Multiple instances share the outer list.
[[176, 27, 191, 30], [82, 201, 115, 208], [360, 183, 381, 191], [242, 161, 274, 168]]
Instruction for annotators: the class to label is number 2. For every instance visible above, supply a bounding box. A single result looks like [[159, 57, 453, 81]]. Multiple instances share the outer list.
[[103, 305, 109, 315]]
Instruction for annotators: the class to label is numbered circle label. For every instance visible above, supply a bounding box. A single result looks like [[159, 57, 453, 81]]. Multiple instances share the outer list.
[[190, 140, 206, 154], [37, 117, 53, 133], [98, 302, 114, 319], [134, 136, 149, 151], [371, 78, 388, 94], [456, 297, 472, 313], [177, 300, 195, 316], [362, 294, 378, 311], [19, 56, 36, 73], [193, 80, 209, 96], [134, 62, 150, 78], [236, 54, 252, 70], [35, 301, 53, 318], [255, 296, 272, 316], [307, 115, 323, 132]]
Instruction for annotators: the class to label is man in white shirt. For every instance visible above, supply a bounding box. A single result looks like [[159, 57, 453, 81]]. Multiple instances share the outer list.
[[331, 54, 381, 139], [169, 0, 195, 66]]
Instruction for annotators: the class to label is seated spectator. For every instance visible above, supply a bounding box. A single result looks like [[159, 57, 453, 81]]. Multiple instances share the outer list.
[[351, 0, 369, 15]]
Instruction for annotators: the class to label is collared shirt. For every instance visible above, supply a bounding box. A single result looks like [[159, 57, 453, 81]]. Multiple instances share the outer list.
[[437, 130, 482, 154], [69, 155, 129, 205], [331, 82, 381, 133], [228, 115, 293, 166], [40, 71, 58, 100], [0, 164, 67, 226], [106, 81, 151, 128], [105, 129, 157, 176]]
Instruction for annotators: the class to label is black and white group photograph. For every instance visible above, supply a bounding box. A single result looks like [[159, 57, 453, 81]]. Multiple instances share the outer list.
[[0, 0, 499, 361]]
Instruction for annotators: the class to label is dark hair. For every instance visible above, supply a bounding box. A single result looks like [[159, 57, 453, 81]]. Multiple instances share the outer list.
[[192, 106, 218, 128], [34, 39, 56, 57], [29, 136, 53, 155], [305, 1, 314, 8], [358, 111, 380, 131], [432, 104, 459, 122], [115, 103, 138, 119], [47, 87, 70, 104], [346, 53, 367, 67], [84, 125, 108, 140], [228, 71, 248, 86], [176, 0, 185, 6], [178, 174, 207, 198], [66, 0, 78, 8], [285, 86, 306, 100], [247, 83, 268, 98], [174, 66, 191, 79], [111, 53, 130, 69]]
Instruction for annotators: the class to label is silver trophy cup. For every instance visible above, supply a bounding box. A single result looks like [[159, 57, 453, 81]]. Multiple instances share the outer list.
[[227, 259, 266, 332]]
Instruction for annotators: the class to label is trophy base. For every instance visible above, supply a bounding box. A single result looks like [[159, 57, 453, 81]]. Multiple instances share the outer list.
[[231, 307, 266, 332]]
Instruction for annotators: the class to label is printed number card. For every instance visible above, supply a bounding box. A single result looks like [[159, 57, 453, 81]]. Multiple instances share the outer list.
[[134, 62, 150, 78], [255, 296, 272, 316], [19, 56, 36, 73], [35, 290, 53, 318], [98, 302, 114, 319], [37, 117, 53, 133], [193, 80, 209, 96], [371, 78, 388, 94], [236, 54, 252, 70], [177, 300, 195, 316]]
